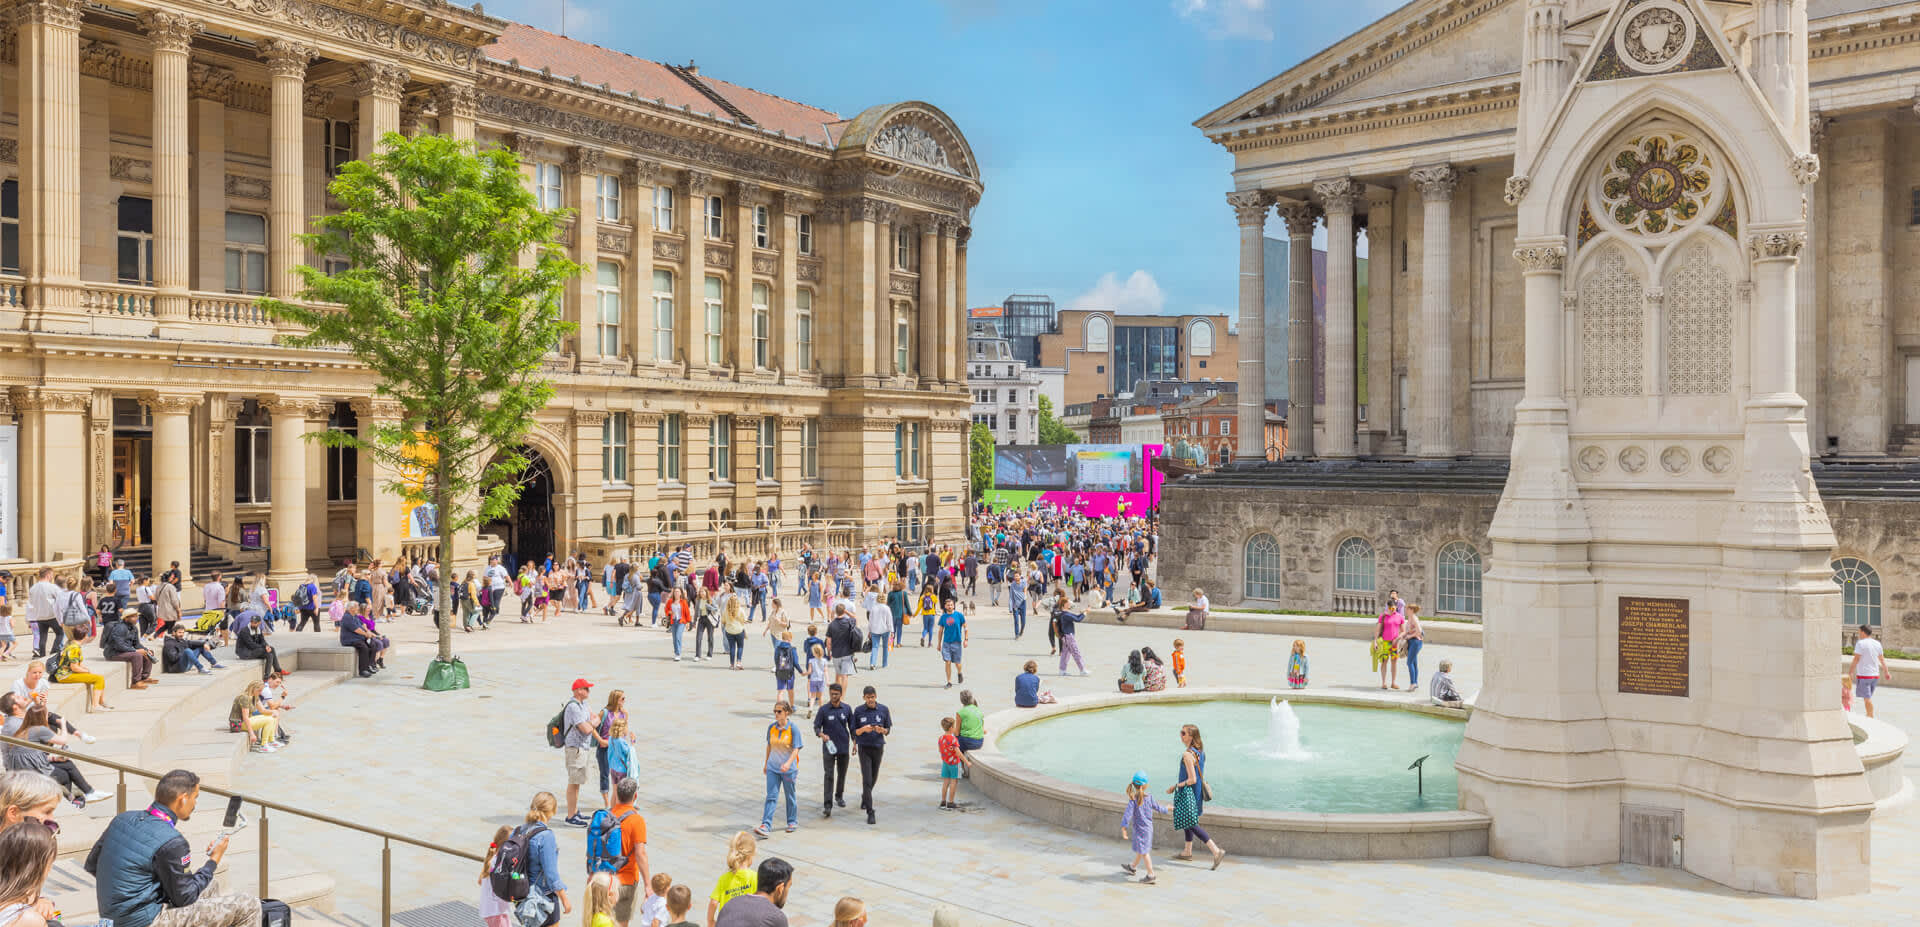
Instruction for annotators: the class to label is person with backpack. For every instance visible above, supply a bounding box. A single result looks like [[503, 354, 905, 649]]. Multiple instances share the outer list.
[[586, 778, 649, 927], [556, 679, 607, 827], [825, 604, 862, 693], [491, 792, 569, 927]]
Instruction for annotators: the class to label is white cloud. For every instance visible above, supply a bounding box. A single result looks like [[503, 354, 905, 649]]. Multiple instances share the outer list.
[[1174, 0, 1274, 40], [1070, 270, 1167, 316]]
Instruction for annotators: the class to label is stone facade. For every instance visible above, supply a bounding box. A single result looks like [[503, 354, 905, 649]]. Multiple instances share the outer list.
[[0, 1, 981, 588], [1036, 309, 1238, 408]]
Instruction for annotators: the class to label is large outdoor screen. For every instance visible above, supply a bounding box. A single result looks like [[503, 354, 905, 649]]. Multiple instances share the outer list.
[[987, 444, 1162, 516]]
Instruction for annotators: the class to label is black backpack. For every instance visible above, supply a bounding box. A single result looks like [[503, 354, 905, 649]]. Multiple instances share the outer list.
[[489, 823, 547, 902]]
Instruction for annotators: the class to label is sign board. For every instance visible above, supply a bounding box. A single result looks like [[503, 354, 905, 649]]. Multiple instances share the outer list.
[[1618, 596, 1690, 697], [938, 495, 958, 503], [240, 523, 263, 549], [0, 425, 15, 560]]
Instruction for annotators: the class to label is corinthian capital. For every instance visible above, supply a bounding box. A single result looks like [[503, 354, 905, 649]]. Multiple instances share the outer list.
[[1275, 202, 1320, 237], [1503, 175, 1531, 206], [1749, 231, 1806, 260], [1409, 164, 1458, 202], [1312, 177, 1361, 216], [260, 39, 316, 79], [15, 0, 85, 29], [138, 392, 202, 416], [565, 146, 605, 176], [303, 85, 336, 119], [348, 62, 410, 102], [681, 170, 714, 196], [188, 62, 235, 103], [1226, 190, 1275, 227], [1511, 244, 1567, 272], [732, 181, 770, 206], [139, 9, 203, 55], [433, 82, 480, 120]]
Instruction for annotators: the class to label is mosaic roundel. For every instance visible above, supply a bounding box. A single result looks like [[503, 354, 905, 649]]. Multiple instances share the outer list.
[[1599, 133, 1713, 236], [1615, 0, 1695, 74]]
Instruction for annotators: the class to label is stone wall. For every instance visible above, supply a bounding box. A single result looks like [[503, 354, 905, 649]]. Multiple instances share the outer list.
[[1162, 484, 1920, 649]]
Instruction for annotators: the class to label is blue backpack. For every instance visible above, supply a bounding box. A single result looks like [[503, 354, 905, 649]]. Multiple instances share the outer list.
[[585, 809, 634, 874]]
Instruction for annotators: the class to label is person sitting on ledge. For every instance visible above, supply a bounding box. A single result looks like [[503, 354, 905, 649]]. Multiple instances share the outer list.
[[101, 608, 157, 690], [232, 615, 283, 680], [1115, 578, 1159, 623], [161, 626, 222, 676], [1013, 660, 1054, 708], [1118, 650, 1145, 694], [1139, 647, 1169, 693], [1429, 660, 1463, 709], [85, 768, 261, 927]]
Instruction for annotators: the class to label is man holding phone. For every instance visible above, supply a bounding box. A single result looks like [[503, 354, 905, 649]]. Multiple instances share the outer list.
[[85, 769, 261, 927]]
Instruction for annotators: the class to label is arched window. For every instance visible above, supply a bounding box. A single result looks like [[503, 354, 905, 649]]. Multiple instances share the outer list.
[[912, 503, 925, 544], [669, 511, 684, 533], [1832, 557, 1881, 627], [1435, 542, 1483, 617], [1189, 319, 1214, 357], [602, 515, 613, 538], [1085, 315, 1110, 353], [809, 505, 820, 524], [656, 511, 667, 534], [616, 514, 629, 537], [1333, 537, 1376, 613], [896, 504, 908, 541], [719, 508, 732, 529], [1244, 533, 1283, 600]]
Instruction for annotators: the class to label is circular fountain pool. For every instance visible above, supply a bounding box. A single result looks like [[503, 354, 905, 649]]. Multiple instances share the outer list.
[[996, 698, 1463, 813]]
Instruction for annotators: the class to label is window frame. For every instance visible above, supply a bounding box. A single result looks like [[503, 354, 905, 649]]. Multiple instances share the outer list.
[[532, 162, 564, 211], [1435, 542, 1484, 617], [705, 194, 724, 239], [652, 185, 674, 232], [797, 214, 814, 255], [657, 414, 683, 483], [709, 414, 732, 483], [596, 173, 621, 222], [895, 311, 912, 374], [116, 196, 155, 286], [1244, 533, 1284, 600], [703, 275, 724, 365], [1334, 537, 1377, 594], [753, 204, 770, 248], [1832, 557, 1882, 627], [223, 211, 269, 296], [652, 269, 676, 361], [324, 119, 355, 177], [757, 417, 777, 481], [325, 402, 358, 502], [796, 289, 814, 371], [595, 260, 622, 357], [801, 418, 820, 479], [602, 411, 630, 484], [751, 281, 771, 369], [0, 180, 18, 274], [232, 399, 272, 505]]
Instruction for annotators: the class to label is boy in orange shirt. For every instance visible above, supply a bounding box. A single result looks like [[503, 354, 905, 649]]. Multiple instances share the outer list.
[[1171, 639, 1188, 687]]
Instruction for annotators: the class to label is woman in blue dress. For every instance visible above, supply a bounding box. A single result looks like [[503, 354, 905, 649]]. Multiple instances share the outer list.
[[1167, 723, 1226, 869]]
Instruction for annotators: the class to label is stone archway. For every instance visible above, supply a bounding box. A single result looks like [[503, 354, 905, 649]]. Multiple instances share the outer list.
[[482, 446, 556, 571]]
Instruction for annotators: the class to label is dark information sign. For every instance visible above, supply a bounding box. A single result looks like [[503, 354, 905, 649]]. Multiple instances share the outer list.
[[1618, 596, 1689, 697]]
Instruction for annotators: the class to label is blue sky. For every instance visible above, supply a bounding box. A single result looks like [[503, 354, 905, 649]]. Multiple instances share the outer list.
[[484, 0, 1400, 321]]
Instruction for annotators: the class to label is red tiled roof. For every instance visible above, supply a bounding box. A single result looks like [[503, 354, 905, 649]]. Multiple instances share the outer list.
[[484, 23, 845, 144]]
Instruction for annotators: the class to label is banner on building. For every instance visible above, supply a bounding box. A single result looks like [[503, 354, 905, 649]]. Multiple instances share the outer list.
[[0, 425, 15, 560], [398, 436, 439, 540]]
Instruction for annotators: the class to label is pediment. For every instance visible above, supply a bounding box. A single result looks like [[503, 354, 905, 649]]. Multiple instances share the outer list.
[[1196, 0, 1518, 131]]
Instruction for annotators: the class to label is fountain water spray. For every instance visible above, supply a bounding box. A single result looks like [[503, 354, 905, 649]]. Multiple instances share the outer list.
[[1266, 697, 1312, 760]]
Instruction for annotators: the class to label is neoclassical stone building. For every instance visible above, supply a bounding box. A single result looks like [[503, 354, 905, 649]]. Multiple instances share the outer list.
[[0, 1, 980, 588], [1171, 0, 1920, 651]]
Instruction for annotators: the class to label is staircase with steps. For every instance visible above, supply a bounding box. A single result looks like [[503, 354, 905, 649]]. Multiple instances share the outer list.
[[1177, 456, 1920, 501], [105, 548, 248, 582]]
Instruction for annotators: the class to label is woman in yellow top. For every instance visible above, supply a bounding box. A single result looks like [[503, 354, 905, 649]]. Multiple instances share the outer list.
[[706, 830, 757, 927], [917, 584, 940, 648], [229, 680, 280, 753], [52, 638, 109, 712]]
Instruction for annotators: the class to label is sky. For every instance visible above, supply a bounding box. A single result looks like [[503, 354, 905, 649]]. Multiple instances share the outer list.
[[480, 0, 1406, 323]]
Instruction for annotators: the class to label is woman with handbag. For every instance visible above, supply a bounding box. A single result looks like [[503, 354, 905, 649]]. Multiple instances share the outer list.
[[1166, 723, 1225, 869]]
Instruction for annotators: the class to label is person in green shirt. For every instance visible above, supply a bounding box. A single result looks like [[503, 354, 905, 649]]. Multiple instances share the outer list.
[[953, 690, 986, 779]]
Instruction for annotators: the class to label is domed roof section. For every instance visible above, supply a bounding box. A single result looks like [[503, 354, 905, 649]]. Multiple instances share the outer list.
[[836, 102, 980, 183]]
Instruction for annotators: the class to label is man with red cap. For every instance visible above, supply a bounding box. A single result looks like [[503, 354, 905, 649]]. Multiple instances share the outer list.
[[562, 677, 606, 827]]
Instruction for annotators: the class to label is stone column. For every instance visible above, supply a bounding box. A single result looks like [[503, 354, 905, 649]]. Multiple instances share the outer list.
[[302, 85, 334, 271], [732, 181, 767, 371], [1314, 178, 1361, 458], [918, 218, 940, 383], [567, 146, 603, 365], [873, 204, 899, 380], [144, 392, 199, 585], [19, 0, 85, 332], [263, 41, 314, 302], [939, 218, 961, 386], [141, 11, 200, 328], [189, 63, 230, 295], [679, 171, 712, 371], [1278, 203, 1319, 458], [264, 397, 313, 590], [87, 391, 111, 552], [433, 82, 478, 144], [1825, 117, 1888, 456], [1411, 165, 1459, 458], [625, 160, 659, 367], [350, 63, 408, 161], [837, 198, 884, 383], [572, 410, 607, 543], [776, 193, 814, 377], [13, 389, 89, 561], [1228, 190, 1274, 460], [352, 398, 404, 562]]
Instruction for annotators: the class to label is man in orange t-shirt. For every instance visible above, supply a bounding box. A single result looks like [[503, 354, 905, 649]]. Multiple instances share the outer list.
[[608, 778, 651, 927]]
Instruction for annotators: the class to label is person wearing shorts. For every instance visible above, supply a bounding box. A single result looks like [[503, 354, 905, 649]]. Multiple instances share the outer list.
[[937, 599, 967, 689], [561, 678, 605, 827], [1850, 624, 1888, 718]]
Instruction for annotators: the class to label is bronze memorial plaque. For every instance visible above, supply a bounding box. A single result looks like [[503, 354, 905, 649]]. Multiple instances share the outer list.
[[1618, 596, 1689, 697]]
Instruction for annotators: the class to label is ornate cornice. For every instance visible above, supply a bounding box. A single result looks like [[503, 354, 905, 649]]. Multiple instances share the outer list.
[[1409, 164, 1457, 202], [199, 0, 483, 70], [10, 388, 90, 413], [573, 409, 609, 427], [1312, 177, 1361, 215], [565, 145, 604, 176], [1214, 79, 1520, 156], [261, 39, 315, 80], [139, 9, 203, 55], [686, 412, 715, 427], [1276, 202, 1319, 237], [955, 226, 972, 248], [751, 254, 777, 276], [779, 416, 808, 429], [796, 258, 823, 282], [930, 419, 969, 433], [1503, 175, 1530, 206], [1749, 231, 1806, 259], [1226, 190, 1274, 227], [705, 244, 733, 269], [348, 62, 410, 103], [260, 395, 323, 419], [14, 0, 85, 30], [1512, 244, 1566, 272], [188, 61, 235, 103], [349, 397, 405, 420]]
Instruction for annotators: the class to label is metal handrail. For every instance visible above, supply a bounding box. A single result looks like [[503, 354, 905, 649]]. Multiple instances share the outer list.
[[191, 516, 268, 553], [0, 732, 479, 925]]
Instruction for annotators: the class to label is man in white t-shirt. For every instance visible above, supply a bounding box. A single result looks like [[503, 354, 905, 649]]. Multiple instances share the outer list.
[[24, 568, 61, 658], [1850, 624, 1889, 719]]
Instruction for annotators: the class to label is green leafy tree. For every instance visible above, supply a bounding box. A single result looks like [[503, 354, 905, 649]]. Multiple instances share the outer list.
[[970, 422, 995, 501], [264, 132, 578, 689], [1037, 394, 1079, 444]]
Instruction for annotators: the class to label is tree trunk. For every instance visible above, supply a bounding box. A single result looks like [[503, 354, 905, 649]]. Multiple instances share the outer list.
[[434, 461, 455, 665]]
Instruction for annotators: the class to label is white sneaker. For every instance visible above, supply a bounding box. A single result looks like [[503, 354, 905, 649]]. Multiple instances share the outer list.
[[80, 733, 97, 744], [83, 789, 112, 803], [674, 656, 681, 662]]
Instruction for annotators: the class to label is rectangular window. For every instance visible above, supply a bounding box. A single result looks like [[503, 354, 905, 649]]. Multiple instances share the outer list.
[[324, 120, 355, 176], [709, 414, 731, 482], [1911, 187, 1920, 227], [596, 261, 622, 357], [796, 289, 814, 371], [757, 418, 776, 481], [224, 212, 269, 295], [751, 282, 771, 369], [797, 214, 813, 255], [705, 195, 724, 239], [801, 418, 819, 479], [117, 196, 155, 286], [233, 399, 272, 504], [653, 185, 674, 232], [895, 314, 911, 374], [909, 421, 923, 476], [652, 269, 675, 360], [753, 205, 770, 249], [596, 174, 621, 222], [0, 180, 17, 274], [326, 402, 357, 502], [990, 413, 999, 431], [322, 258, 351, 278], [895, 226, 915, 270], [533, 162, 563, 211], [657, 414, 682, 482], [704, 275, 724, 365], [603, 411, 629, 483], [1222, 418, 1233, 436], [894, 423, 906, 478]]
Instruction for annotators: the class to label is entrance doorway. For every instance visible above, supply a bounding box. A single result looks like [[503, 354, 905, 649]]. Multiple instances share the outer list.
[[482, 447, 555, 570], [111, 436, 152, 547]]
